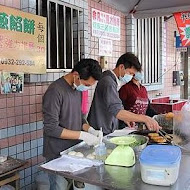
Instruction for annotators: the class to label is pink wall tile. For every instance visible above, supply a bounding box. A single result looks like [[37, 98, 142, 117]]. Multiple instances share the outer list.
[[8, 136, 16, 146], [16, 134, 23, 144], [36, 112, 43, 121], [36, 85, 43, 95], [0, 98, 6, 108], [0, 94, 7, 99], [0, 0, 5, 6], [23, 96, 30, 105], [7, 117, 16, 127], [23, 105, 30, 115], [23, 114, 29, 124], [23, 87, 30, 96], [37, 129, 43, 138], [31, 131, 37, 140], [15, 93, 23, 97], [36, 95, 42, 104], [12, 0, 20, 9], [5, 0, 12, 7], [7, 97, 15, 107], [36, 104, 42, 113], [30, 113, 36, 122], [7, 107, 15, 117], [0, 118, 7, 128], [24, 133, 31, 142], [16, 115, 23, 125], [42, 85, 48, 93], [29, 86, 36, 95], [15, 97, 22, 106], [0, 138, 8, 148], [30, 95, 36, 105], [15, 106, 23, 116], [0, 108, 7, 119], [29, 105, 36, 114]]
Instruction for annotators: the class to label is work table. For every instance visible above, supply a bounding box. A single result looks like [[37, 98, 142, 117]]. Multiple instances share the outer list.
[[40, 151, 190, 190]]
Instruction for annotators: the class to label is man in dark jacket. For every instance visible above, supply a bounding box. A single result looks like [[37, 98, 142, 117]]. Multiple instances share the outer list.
[[88, 53, 161, 135]]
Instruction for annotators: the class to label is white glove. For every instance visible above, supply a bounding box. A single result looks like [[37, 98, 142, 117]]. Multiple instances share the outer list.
[[79, 131, 99, 146], [88, 127, 100, 137]]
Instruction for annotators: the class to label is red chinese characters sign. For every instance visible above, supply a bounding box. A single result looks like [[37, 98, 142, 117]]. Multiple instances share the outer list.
[[92, 8, 120, 40], [174, 11, 190, 47]]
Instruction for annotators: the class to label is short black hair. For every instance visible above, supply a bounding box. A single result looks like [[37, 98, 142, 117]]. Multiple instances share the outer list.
[[72, 59, 102, 80], [116, 52, 142, 71]]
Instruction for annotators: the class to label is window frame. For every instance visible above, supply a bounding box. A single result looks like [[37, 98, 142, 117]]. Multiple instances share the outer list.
[[134, 17, 164, 89], [38, 0, 83, 72]]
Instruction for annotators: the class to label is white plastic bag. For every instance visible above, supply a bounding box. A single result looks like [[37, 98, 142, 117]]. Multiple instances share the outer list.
[[180, 101, 190, 136], [174, 101, 190, 148]]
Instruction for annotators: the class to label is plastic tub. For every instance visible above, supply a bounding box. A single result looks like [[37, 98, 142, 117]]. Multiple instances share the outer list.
[[140, 145, 181, 186]]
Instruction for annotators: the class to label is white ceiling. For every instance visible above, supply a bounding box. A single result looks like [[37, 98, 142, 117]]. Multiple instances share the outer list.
[[102, 0, 190, 18]]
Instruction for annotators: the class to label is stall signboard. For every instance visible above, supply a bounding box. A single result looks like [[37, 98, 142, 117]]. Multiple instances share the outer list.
[[174, 11, 190, 47], [0, 5, 46, 74], [99, 38, 112, 56], [92, 8, 120, 40]]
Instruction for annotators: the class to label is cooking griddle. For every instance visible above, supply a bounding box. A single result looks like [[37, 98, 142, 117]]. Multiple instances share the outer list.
[[129, 129, 173, 145]]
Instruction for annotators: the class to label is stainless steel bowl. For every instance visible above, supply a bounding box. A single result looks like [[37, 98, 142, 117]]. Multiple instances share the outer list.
[[128, 134, 149, 152]]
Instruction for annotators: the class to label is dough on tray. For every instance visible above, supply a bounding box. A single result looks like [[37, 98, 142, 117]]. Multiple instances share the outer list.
[[68, 151, 76, 156], [86, 154, 95, 159], [75, 152, 84, 158], [92, 151, 96, 156]]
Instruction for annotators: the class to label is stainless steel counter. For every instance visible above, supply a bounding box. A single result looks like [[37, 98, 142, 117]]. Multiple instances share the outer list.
[[40, 151, 190, 190]]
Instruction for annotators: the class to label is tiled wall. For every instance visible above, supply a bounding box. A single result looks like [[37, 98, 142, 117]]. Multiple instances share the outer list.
[[0, 83, 51, 189], [148, 17, 182, 99], [0, 0, 92, 189], [87, 0, 126, 67], [0, 1, 50, 189], [87, 0, 126, 109], [125, 15, 182, 99], [0, 0, 20, 9]]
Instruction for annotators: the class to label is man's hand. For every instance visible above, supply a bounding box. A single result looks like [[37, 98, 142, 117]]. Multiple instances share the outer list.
[[124, 121, 136, 128], [79, 131, 99, 146], [144, 116, 162, 132], [88, 127, 99, 137]]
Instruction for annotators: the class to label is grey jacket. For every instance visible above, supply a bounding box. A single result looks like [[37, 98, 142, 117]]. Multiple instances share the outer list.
[[43, 78, 83, 160], [88, 70, 123, 135]]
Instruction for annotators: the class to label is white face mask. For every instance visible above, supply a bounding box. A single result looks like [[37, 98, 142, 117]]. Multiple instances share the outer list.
[[73, 76, 90, 92], [134, 72, 144, 81], [119, 74, 133, 84], [73, 83, 90, 92]]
